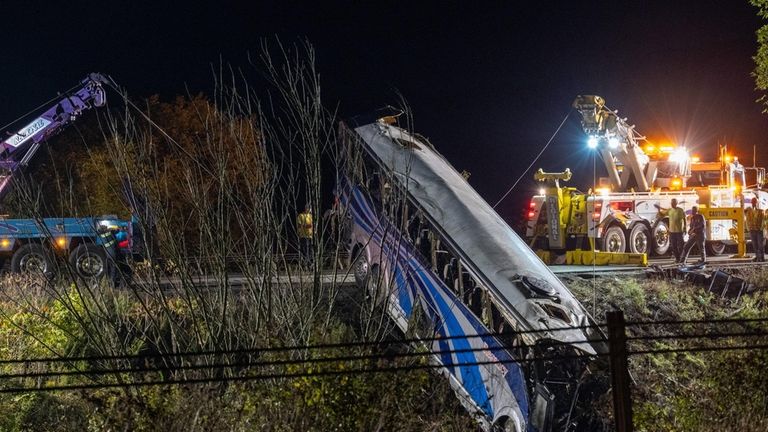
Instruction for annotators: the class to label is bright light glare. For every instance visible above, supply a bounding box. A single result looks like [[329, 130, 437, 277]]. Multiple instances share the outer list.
[[669, 147, 689, 163], [608, 137, 620, 148], [538, 188, 545, 195], [587, 136, 599, 149]]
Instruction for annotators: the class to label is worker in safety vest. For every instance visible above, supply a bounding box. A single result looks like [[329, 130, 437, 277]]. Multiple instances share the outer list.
[[656, 198, 686, 263], [297, 204, 314, 264], [746, 197, 765, 262], [681, 206, 706, 265]]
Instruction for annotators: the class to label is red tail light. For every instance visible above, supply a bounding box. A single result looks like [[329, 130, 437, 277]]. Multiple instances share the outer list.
[[593, 201, 603, 221]]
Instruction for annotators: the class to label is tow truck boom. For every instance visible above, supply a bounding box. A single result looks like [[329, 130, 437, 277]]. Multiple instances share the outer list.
[[573, 95, 690, 192], [0, 73, 135, 279], [0, 73, 109, 201]]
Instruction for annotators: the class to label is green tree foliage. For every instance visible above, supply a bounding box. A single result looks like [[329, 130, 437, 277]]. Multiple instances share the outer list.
[[0, 281, 474, 431], [752, 0, 768, 109]]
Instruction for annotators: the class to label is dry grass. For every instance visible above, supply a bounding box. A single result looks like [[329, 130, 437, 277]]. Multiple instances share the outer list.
[[565, 272, 768, 431]]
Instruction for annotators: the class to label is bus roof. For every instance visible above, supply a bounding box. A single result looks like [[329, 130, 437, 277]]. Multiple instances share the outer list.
[[351, 121, 602, 353]]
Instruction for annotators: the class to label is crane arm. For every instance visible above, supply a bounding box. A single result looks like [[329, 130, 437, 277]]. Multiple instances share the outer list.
[[573, 95, 650, 191], [0, 73, 109, 201]]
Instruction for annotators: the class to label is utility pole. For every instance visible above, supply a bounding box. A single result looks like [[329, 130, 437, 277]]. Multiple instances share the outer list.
[[607, 310, 633, 432]]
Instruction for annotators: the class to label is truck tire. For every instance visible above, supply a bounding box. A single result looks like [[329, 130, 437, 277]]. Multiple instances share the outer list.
[[352, 247, 369, 288], [365, 265, 385, 304], [652, 220, 670, 256], [602, 226, 626, 253], [706, 241, 726, 256], [495, 416, 522, 432], [628, 224, 651, 255], [69, 244, 108, 279], [11, 244, 54, 276]]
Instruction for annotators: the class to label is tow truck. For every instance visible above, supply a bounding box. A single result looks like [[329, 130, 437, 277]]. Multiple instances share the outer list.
[[0, 73, 135, 278], [526, 95, 767, 258]]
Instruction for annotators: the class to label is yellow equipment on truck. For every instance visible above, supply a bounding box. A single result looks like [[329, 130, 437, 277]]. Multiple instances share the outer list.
[[526, 95, 767, 259]]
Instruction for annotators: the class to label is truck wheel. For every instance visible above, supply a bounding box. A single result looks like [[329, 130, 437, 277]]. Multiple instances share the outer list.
[[365, 265, 385, 304], [11, 244, 54, 276], [652, 220, 670, 256], [69, 244, 108, 279], [352, 247, 369, 288], [602, 226, 626, 253], [494, 416, 521, 432], [706, 241, 726, 256], [629, 224, 650, 255]]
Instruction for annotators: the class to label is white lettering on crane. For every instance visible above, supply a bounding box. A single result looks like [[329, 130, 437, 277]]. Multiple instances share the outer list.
[[546, 196, 560, 242], [4, 117, 51, 148]]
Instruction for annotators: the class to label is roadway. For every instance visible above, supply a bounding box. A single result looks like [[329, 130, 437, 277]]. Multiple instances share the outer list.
[[549, 254, 764, 275], [148, 270, 357, 290], [142, 254, 765, 289]]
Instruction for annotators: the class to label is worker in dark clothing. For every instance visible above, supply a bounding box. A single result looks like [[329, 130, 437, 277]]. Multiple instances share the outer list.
[[322, 196, 345, 269], [746, 197, 765, 262], [681, 206, 706, 265]]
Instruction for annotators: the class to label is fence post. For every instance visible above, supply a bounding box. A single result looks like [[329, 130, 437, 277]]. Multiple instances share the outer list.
[[607, 310, 633, 432]]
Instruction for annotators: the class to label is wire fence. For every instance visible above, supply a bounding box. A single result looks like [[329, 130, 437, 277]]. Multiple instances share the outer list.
[[0, 316, 765, 393]]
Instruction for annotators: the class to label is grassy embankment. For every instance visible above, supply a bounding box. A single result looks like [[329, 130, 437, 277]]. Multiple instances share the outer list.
[[566, 267, 768, 432], [0, 273, 475, 432]]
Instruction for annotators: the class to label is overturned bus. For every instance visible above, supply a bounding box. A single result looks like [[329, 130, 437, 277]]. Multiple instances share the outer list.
[[338, 115, 608, 432]]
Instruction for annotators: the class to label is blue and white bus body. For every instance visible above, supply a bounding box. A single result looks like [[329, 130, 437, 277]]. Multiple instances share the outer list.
[[340, 119, 606, 432], [344, 184, 530, 430]]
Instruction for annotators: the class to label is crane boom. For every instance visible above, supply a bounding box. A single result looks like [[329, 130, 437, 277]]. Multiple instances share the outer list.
[[573, 95, 691, 192], [573, 95, 651, 191], [0, 73, 109, 201]]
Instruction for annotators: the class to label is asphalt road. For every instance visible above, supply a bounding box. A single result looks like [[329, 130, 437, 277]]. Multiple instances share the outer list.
[[139, 254, 767, 290], [147, 270, 356, 290]]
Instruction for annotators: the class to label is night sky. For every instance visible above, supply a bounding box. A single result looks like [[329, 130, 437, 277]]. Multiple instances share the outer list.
[[2, 1, 767, 221]]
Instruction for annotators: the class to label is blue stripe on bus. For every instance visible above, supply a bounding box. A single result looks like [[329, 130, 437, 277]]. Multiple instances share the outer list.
[[437, 339, 452, 367], [353, 188, 377, 224], [351, 189, 495, 417], [465, 322, 531, 418], [393, 265, 412, 316], [409, 261, 493, 417], [406, 254, 530, 422], [345, 181, 534, 424]]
